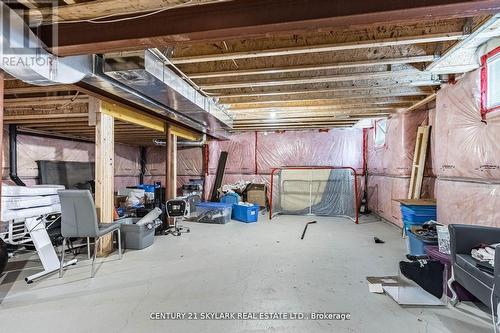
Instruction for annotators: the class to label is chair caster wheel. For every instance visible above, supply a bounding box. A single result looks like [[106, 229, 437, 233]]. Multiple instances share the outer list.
[[72, 263, 77, 266], [26, 279, 33, 284]]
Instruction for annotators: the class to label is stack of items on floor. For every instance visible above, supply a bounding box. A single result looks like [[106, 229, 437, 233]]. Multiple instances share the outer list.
[[1, 185, 63, 223], [188, 181, 265, 224], [398, 199, 437, 256], [115, 184, 165, 249], [1, 185, 65, 276]]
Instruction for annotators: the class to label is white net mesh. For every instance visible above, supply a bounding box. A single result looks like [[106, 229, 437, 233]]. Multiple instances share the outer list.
[[270, 167, 358, 223]]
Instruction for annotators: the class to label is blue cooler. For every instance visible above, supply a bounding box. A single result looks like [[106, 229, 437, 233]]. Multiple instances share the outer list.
[[407, 230, 438, 256], [232, 203, 259, 223]]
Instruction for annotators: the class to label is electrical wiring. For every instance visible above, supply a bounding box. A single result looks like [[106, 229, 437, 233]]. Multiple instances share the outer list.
[[54, 0, 194, 25]]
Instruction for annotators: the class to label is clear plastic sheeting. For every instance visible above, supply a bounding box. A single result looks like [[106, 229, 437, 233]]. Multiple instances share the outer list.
[[434, 69, 500, 180], [436, 179, 500, 227], [367, 175, 435, 227], [270, 167, 358, 223], [178, 147, 203, 176], [1, 132, 141, 189], [145, 147, 165, 178], [208, 132, 255, 174], [146, 147, 203, 178], [367, 110, 430, 176], [203, 174, 271, 201], [115, 144, 140, 177], [257, 130, 363, 175], [16, 134, 94, 179]]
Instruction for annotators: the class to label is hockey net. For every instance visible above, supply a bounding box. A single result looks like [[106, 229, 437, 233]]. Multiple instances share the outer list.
[[269, 167, 359, 223]]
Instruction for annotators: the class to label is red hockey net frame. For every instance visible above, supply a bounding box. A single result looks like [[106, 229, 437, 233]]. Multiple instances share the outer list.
[[269, 166, 359, 224]]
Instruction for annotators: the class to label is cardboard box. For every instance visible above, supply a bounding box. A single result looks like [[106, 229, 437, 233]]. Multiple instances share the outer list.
[[247, 188, 266, 207]]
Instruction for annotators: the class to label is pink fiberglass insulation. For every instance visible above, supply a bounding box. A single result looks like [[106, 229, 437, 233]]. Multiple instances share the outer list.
[[114, 144, 140, 177], [436, 179, 500, 227], [367, 109, 430, 177], [145, 147, 165, 178], [367, 175, 435, 227], [146, 147, 203, 178], [434, 69, 500, 180], [203, 174, 271, 200], [177, 147, 203, 176], [208, 132, 256, 175], [256, 129, 364, 175], [16, 134, 94, 178], [114, 176, 140, 191], [2, 132, 141, 189]]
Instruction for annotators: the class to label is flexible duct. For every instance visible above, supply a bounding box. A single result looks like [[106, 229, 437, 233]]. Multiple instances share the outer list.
[[0, 3, 90, 85], [8, 125, 25, 186]]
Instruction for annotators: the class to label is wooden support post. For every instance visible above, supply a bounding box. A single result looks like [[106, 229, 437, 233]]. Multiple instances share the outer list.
[[164, 124, 177, 227], [93, 99, 115, 257], [165, 124, 177, 201], [408, 126, 431, 199]]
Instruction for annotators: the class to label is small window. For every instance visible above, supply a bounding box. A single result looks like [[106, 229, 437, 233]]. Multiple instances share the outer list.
[[374, 119, 387, 147], [481, 47, 500, 118]]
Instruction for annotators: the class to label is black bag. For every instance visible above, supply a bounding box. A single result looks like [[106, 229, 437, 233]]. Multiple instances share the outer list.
[[399, 260, 444, 298], [0, 239, 8, 275]]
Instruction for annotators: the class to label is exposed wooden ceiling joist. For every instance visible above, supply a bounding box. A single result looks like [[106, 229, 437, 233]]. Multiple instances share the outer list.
[[213, 84, 436, 99], [35, 0, 228, 23], [226, 96, 424, 108], [38, 0, 500, 56], [186, 55, 436, 79], [172, 34, 462, 64], [199, 70, 433, 90]]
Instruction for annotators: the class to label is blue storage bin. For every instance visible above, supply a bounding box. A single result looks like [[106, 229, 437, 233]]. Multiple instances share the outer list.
[[232, 204, 259, 223], [403, 220, 426, 235], [407, 230, 438, 255], [400, 205, 436, 223], [195, 202, 233, 224], [137, 184, 158, 193]]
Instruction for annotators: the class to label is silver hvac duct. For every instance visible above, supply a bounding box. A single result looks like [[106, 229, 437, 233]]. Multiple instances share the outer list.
[[153, 134, 207, 148], [102, 49, 233, 139], [0, 2, 91, 85]]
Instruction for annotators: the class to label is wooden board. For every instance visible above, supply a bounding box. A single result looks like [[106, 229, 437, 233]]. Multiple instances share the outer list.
[[396, 199, 436, 206], [95, 111, 115, 257], [408, 126, 431, 199]]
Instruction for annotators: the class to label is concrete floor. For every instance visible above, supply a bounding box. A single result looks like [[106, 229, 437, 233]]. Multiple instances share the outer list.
[[0, 214, 493, 333]]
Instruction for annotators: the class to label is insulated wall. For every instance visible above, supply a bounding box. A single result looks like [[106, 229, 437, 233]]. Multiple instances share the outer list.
[[433, 69, 500, 227], [208, 129, 364, 176], [366, 109, 435, 227], [1, 129, 141, 191], [143, 146, 204, 190], [144, 129, 364, 200], [368, 68, 500, 228], [205, 129, 364, 201]]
